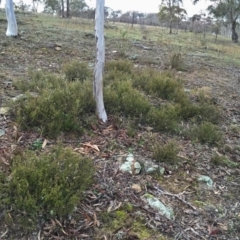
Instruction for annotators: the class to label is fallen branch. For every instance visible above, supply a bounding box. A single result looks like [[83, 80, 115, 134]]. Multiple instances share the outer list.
[[153, 186, 197, 211]]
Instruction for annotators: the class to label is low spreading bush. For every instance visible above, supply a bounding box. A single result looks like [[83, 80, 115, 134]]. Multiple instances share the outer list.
[[211, 154, 238, 168], [189, 122, 223, 145], [11, 73, 95, 137], [146, 105, 179, 132], [133, 69, 184, 101], [104, 80, 151, 118], [0, 145, 94, 231], [63, 61, 92, 81], [11, 61, 222, 140]]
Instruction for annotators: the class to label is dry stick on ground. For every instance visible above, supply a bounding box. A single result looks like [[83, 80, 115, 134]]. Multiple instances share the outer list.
[[175, 227, 207, 240], [153, 186, 197, 211]]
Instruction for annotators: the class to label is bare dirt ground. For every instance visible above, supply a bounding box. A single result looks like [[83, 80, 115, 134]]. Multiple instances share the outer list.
[[1, 11, 240, 240]]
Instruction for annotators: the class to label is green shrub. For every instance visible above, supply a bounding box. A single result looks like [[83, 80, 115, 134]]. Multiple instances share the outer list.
[[178, 102, 221, 124], [63, 61, 91, 81], [104, 60, 133, 85], [190, 122, 223, 145], [104, 80, 151, 118], [13, 70, 62, 93], [170, 53, 185, 71], [11, 74, 95, 137], [211, 154, 238, 168], [105, 60, 132, 74], [146, 105, 179, 132], [133, 69, 184, 101], [126, 120, 138, 138], [153, 140, 179, 164], [1, 145, 94, 231]]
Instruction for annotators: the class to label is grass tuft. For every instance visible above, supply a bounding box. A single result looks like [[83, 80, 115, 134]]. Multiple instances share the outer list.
[[211, 154, 238, 168], [189, 122, 223, 145], [153, 140, 179, 164]]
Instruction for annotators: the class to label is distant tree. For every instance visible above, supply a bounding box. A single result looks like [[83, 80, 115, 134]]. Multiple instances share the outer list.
[[207, 0, 240, 42], [94, 0, 107, 122], [5, 0, 18, 36], [159, 0, 187, 34], [70, 0, 88, 17], [110, 9, 122, 23], [15, 0, 31, 12], [212, 20, 221, 42], [119, 11, 131, 23], [145, 13, 160, 26], [44, 0, 60, 14], [32, 0, 41, 12], [131, 11, 145, 27]]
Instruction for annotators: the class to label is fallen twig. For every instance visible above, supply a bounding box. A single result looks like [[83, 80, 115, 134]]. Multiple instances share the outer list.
[[175, 227, 206, 240], [153, 186, 197, 211]]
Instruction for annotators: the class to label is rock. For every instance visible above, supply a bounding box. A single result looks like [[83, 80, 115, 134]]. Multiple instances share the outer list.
[[143, 46, 152, 50], [142, 193, 174, 220], [55, 42, 62, 47], [55, 47, 61, 51], [128, 55, 139, 60], [120, 153, 141, 175], [0, 107, 10, 115], [198, 175, 213, 187], [132, 184, 142, 193], [184, 88, 191, 92], [0, 129, 5, 137], [12, 93, 38, 102], [12, 94, 27, 102]]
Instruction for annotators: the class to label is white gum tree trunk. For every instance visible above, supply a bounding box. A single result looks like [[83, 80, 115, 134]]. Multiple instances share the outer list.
[[93, 0, 107, 122], [5, 0, 18, 36]]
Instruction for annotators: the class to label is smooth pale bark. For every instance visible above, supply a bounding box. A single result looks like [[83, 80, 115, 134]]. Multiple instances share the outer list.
[[93, 0, 107, 122], [5, 0, 18, 36]]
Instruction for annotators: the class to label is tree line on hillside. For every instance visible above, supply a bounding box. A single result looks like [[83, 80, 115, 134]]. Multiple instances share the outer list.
[[7, 0, 240, 42]]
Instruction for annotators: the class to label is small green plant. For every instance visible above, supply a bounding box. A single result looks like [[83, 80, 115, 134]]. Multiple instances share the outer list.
[[31, 139, 43, 150], [190, 122, 223, 145], [0, 145, 94, 231], [170, 53, 185, 71], [153, 140, 179, 164], [126, 120, 138, 138], [63, 61, 91, 81], [120, 29, 128, 40], [211, 154, 238, 167], [229, 124, 240, 134]]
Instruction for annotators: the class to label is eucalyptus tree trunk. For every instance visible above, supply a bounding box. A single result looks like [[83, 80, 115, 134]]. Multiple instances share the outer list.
[[231, 20, 238, 43], [66, 0, 70, 18], [61, 0, 65, 18], [5, 0, 18, 36], [93, 0, 107, 122]]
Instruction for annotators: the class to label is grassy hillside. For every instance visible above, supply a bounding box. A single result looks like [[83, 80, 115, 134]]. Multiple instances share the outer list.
[[0, 10, 240, 240]]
